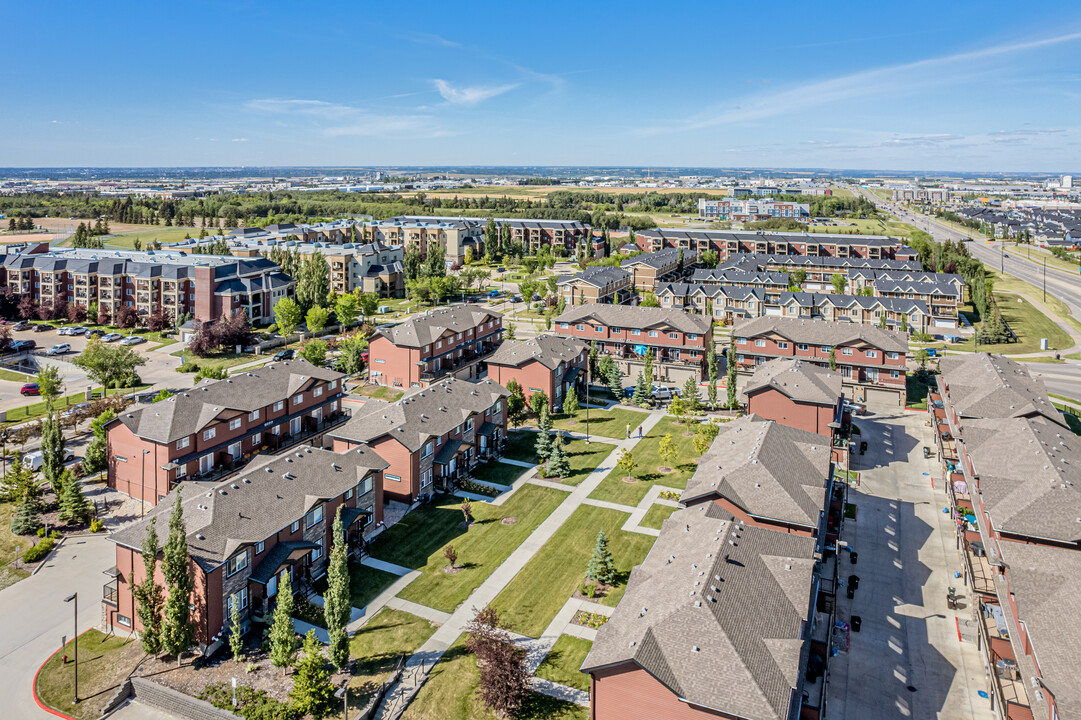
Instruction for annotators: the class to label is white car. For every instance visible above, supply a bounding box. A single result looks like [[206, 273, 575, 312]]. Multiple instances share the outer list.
[[650, 384, 674, 400], [102, 333, 123, 342], [46, 343, 71, 355], [56, 326, 73, 335], [120, 335, 147, 346]]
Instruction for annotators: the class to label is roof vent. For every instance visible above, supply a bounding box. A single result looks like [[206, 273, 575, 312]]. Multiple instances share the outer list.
[[231, 483, 239, 490], [242, 478, 251, 484], [218, 489, 227, 495], [195, 533, 205, 540]]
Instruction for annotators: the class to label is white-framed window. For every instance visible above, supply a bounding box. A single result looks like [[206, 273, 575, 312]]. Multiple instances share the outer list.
[[252, 432, 261, 445], [560, 322, 569, 329], [118, 614, 132, 627], [387, 474, 402, 482], [229, 418, 242, 431], [778, 342, 789, 349], [891, 369, 900, 378], [466, 418, 474, 432], [887, 352, 899, 360], [866, 350, 878, 358], [203, 427, 216, 441], [249, 410, 260, 422], [575, 324, 584, 331], [175, 463, 187, 479], [292, 395, 303, 405], [345, 487, 353, 500], [255, 541, 264, 554], [421, 442, 434, 459], [495, 401, 502, 414], [797, 343, 808, 351], [226, 550, 248, 577], [688, 333, 698, 340], [274, 401, 284, 411], [314, 386, 323, 398], [290, 520, 300, 533], [176, 437, 190, 450], [311, 538, 323, 563], [631, 329, 641, 336], [421, 468, 433, 488], [330, 380, 337, 390], [668, 332, 679, 339], [842, 348, 854, 356], [305, 505, 324, 529], [737, 338, 747, 345], [360, 475, 374, 495], [227, 587, 249, 612], [755, 339, 766, 347]]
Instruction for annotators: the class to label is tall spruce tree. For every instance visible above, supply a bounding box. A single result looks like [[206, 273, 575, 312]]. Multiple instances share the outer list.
[[133, 518, 165, 655], [161, 491, 195, 665], [58, 469, 92, 525], [585, 529, 616, 585], [323, 508, 351, 670], [290, 630, 335, 718]]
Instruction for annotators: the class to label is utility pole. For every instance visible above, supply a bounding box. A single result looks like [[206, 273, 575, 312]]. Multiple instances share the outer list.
[[64, 593, 79, 704], [584, 362, 591, 445], [1043, 257, 1047, 303]]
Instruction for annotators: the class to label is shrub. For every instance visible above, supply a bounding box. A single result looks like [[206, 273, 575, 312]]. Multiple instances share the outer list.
[[22, 538, 55, 563], [177, 361, 200, 373], [267, 323, 278, 334], [36, 527, 46, 538], [199, 682, 298, 720], [89, 518, 105, 533], [459, 479, 500, 497], [50, 529, 61, 540]]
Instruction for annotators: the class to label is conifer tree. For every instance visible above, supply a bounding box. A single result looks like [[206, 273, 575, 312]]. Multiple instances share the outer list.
[[585, 529, 616, 585], [270, 569, 298, 673], [323, 508, 351, 670], [632, 372, 651, 407], [161, 491, 194, 665], [289, 630, 335, 718], [562, 386, 579, 416], [682, 376, 701, 413], [58, 469, 92, 525], [229, 596, 245, 662], [547, 439, 570, 478]]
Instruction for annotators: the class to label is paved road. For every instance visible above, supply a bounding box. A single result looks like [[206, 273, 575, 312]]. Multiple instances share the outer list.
[[1024, 362, 1081, 402], [0, 534, 116, 719]]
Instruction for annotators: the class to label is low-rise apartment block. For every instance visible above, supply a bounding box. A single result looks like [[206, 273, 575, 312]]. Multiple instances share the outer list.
[[389, 215, 593, 256], [103, 446, 387, 651], [556, 266, 632, 305], [637, 228, 915, 262], [367, 305, 503, 389], [722, 253, 922, 291], [328, 378, 509, 504], [697, 197, 810, 221], [734, 316, 909, 406], [106, 362, 347, 506], [890, 187, 951, 203], [656, 283, 767, 323], [486, 335, 587, 411]]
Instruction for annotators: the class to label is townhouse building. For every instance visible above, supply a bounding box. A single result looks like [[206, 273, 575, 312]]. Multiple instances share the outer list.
[[847, 268, 966, 299], [770, 292, 930, 334], [106, 362, 347, 506], [722, 253, 922, 291], [619, 247, 694, 293], [367, 305, 503, 389], [556, 266, 632, 305], [328, 378, 509, 504], [733, 316, 909, 406], [688, 267, 790, 297], [485, 334, 587, 411], [103, 446, 387, 651], [553, 304, 713, 385], [870, 279, 961, 329], [697, 197, 811, 221], [636, 228, 915, 262], [1, 248, 293, 324], [656, 283, 767, 324], [742, 358, 845, 437]]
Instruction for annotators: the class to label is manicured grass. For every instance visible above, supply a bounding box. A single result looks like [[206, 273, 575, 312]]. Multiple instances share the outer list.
[[545, 407, 647, 439], [100, 225, 201, 249], [171, 348, 263, 371], [351, 384, 404, 402], [906, 373, 933, 410], [0, 502, 32, 590], [536, 635, 593, 692], [992, 271, 1081, 337], [471, 460, 529, 487], [35, 630, 140, 720], [2, 385, 151, 427], [346, 608, 439, 709], [490, 504, 656, 638], [500, 431, 614, 486], [402, 636, 587, 720], [0, 367, 35, 383], [639, 503, 678, 530], [348, 563, 401, 610], [366, 486, 565, 613], [1014, 245, 1081, 275], [503, 429, 540, 463], [588, 416, 701, 506], [1019, 356, 1064, 364]]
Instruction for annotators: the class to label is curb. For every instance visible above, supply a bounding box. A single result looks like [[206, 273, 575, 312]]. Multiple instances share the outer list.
[[30, 536, 66, 576], [32, 628, 93, 720]]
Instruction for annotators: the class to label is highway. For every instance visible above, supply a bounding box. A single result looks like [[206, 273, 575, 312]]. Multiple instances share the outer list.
[[1024, 362, 1081, 403]]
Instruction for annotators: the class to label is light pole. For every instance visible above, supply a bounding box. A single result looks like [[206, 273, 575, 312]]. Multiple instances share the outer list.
[[1043, 257, 1047, 303], [584, 362, 591, 445], [140, 449, 150, 518], [1, 430, 7, 479], [64, 592, 79, 704]]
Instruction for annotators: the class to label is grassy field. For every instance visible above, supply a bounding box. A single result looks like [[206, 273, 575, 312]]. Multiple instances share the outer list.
[[490, 504, 656, 638], [0, 502, 32, 590], [345, 608, 439, 709], [993, 270, 1081, 336], [588, 416, 702, 506], [544, 407, 647, 440], [535, 635, 593, 692], [351, 384, 405, 402], [806, 217, 922, 238], [35, 631, 141, 720], [1014, 245, 1081, 275], [639, 503, 678, 530], [470, 460, 530, 487], [3, 385, 151, 427], [402, 636, 587, 720], [502, 430, 540, 463], [171, 348, 264, 372], [501, 431, 614, 485], [357, 486, 565, 613]]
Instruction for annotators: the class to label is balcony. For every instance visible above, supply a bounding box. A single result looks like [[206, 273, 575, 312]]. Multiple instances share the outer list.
[[103, 578, 118, 606]]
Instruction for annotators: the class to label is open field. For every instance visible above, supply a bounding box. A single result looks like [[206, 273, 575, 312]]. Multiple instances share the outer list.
[[805, 217, 923, 237], [1014, 244, 1081, 275]]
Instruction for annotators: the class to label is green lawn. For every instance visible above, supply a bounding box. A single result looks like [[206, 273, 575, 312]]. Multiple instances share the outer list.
[[348, 563, 401, 610], [35, 630, 140, 720], [0, 367, 35, 384], [992, 271, 1081, 337], [588, 416, 702, 506], [1014, 245, 1081, 275], [490, 504, 656, 638], [503, 430, 540, 463], [544, 407, 648, 439], [345, 608, 439, 709], [500, 432, 614, 486], [402, 636, 587, 720], [0, 502, 32, 590], [535, 635, 593, 692], [99, 225, 201, 249], [171, 348, 264, 372], [639, 503, 678, 530], [362, 486, 565, 613], [351, 384, 404, 402], [2, 385, 151, 427], [471, 460, 530, 487]]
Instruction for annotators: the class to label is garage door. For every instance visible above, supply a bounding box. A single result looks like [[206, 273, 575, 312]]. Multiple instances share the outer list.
[[933, 318, 957, 329], [865, 386, 902, 408]]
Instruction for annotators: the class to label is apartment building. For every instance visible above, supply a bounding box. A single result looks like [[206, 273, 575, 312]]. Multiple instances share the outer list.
[[771, 292, 930, 334], [389, 216, 593, 255], [366, 305, 503, 389], [697, 197, 811, 221], [106, 362, 346, 506], [1, 248, 293, 324], [890, 187, 951, 203], [619, 247, 694, 292], [734, 316, 909, 406], [636, 228, 915, 262], [103, 446, 386, 650], [486, 334, 587, 411], [556, 266, 632, 305], [743, 358, 845, 437], [328, 378, 509, 503], [553, 304, 712, 385]]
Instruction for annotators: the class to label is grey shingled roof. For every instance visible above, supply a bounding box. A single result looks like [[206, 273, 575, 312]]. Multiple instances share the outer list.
[[486, 334, 586, 371], [556, 303, 712, 334], [374, 305, 501, 349], [620, 247, 694, 269], [638, 227, 900, 247], [872, 279, 960, 297], [734, 315, 909, 352], [110, 445, 388, 572], [721, 253, 920, 272], [938, 353, 1063, 425], [690, 269, 789, 286], [328, 377, 510, 452], [582, 502, 816, 720], [681, 415, 831, 530], [556, 266, 631, 288], [656, 283, 766, 303], [115, 361, 345, 444], [743, 358, 843, 408]]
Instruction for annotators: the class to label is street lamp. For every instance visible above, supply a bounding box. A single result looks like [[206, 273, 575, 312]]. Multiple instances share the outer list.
[[1, 430, 7, 479], [584, 362, 591, 445], [64, 592, 79, 704]]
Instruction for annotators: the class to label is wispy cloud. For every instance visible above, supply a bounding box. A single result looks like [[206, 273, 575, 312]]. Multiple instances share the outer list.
[[230, 138, 248, 142], [432, 79, 519, 106], [246, 97, 444, 138]]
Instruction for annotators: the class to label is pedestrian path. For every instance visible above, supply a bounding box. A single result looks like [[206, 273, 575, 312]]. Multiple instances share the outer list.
[[385, 596, 452, 625]]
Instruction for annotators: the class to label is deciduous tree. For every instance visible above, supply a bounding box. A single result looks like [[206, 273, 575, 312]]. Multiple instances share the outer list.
[[273, 297, 303, 337]]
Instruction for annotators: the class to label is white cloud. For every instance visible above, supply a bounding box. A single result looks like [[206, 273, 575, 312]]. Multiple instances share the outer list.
[[431, 79, 519, 106], [230, 138, 248, 142], [246, 97, 444, 138]]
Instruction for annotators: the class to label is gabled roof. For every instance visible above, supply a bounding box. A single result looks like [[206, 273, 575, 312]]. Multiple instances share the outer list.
[[656, 283, 766, 302], [556, 266, 631, 288], [938, 353, 1063, 425], [582, 502, 816, 720], [682, 415, 832, 529], [690, 268, 789, 285], [744, 358, 843, 408], [734, 316, 909, 352], [620, 247, 693, 270], [556, 303, 712, 334], [486, 334, 586, 370], [374, 304, 501, 349]]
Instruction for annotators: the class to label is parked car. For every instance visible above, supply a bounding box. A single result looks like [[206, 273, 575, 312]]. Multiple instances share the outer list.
[[12, 321, 32, 331], [46, 343, 71, 355], [274, 349, 295, 361], [61, 402, 91, 420], [120, 335, 146, 346], [20, 383, 39, 396], [650, 384, 674, 400], [11, 339, 36, 352], [58, 326, 84, 336], [33, 324, 54, 333], [487, 290, 501, 298], [510, 295, 523, 303], [23, 448, 75, 471], [102, 332, 123, 342], [87, 329, 105, 338]]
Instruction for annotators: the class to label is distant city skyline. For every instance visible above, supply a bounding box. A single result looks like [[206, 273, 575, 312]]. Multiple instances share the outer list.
[[3, 1, 1081, 171]]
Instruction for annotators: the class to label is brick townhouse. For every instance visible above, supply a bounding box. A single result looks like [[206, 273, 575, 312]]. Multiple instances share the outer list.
[[328, 377, 509, 504], [619, 247, 695, 293], [734, 316, 909, 407], [556, 266, 632, 305], [367, 304, 503, 389], [106, 362, 347, 506], [103, 446, 387, 651], [722, 253, 922, 291], [743, 358, 845, 438], [485, 334, 587, 411], [1, 247, 293, 324], [553, 303, 713, 386], [636, 228, 916, 262], [933, 354, 1079, 720]]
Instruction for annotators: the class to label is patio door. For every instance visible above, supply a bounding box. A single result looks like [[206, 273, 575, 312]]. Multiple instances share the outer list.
[[199, 454, 213, 474], [229, 442, 242, 461], [291, 417, 302, 435]]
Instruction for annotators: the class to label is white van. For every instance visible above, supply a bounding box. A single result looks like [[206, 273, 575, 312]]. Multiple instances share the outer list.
[[23, 448, 76, 471]]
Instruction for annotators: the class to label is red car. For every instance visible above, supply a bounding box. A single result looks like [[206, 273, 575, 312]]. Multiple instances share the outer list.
[[20, 383, 40, 396]]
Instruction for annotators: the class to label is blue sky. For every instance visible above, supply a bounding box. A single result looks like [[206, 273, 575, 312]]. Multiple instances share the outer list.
[[3, 1, 1081, 172]]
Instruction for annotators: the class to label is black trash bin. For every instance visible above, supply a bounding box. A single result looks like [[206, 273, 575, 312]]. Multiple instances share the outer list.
[[849, 574, 860, 590], [860, 441, 868, 455], [851, 615, 862, 632], [846, 585, 855, 599], [850, 551, 858, 565]]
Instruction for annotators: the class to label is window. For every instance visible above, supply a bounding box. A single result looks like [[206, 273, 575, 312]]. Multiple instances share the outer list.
[[891, 370, 900, 378], [421, 468, 433, 488], [176, 463, 187, 479], [887, 352, 899, 360], [226, 550, 248, 577], [118, 615, 132, 628], [345, 487, 353, 500], [274, 401, 284, 412], [777, 342, 789, 349], [203, 427, 216, 441], [737, 338, 747, 345], [560, 322, 569, 329], [251, 432, 261, 445], [314, 386, 323, 398], [595, 325, 604, 333], [421, 442, 434, 459], [466, 418, 474, 432], [176, 437, 190, 450], [755, 339, 766, 347], [797, 343, 808, 351], [821, 346, 831, 353], [227, 587, 249, 614], [248, 410, 260, 422], [495, 401, 503, 414], [305, 505, 324, 529], [310, 539, 323, 563], [290, 520, 300, 533], [649, 331, 658, 338], [329, 380, 337, 390], [866, 350, 877, 358], [229, 418, 242, 431], [359, 475, 374, 495], [575, 324, 585, 331], [292, 395, 302, 405], [631, 329, 641, 336], [255, 541, 264, 554], [842, 348, 854, 356]]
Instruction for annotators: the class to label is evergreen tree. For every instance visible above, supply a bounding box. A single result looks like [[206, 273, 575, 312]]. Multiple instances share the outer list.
[[707, 336, 718, 409], [632, 372, 651, 407], [269, 569, 298, 673], [58, 470, 92, 525], [563, 386, 579, 416], [40, 413, 67, 496], [505, 322, 517, 341], [602, 357, 622, 397], [534, 424, 553, 465], [547, 440, 570, 478], [589, 341, 598, 378], [161, 491, 195, 665], [681, 376, 701, 413], [829, 347, 837, 371], [290, 630, 335, 719], [10, 498, 40, 536], [901, 314, 908, 333], [727, 340, 738, 408], [133, 518, 166, 655], [229, 594, 245, 662], [324, 507, 351, 670], [585, 529, 616, 585]]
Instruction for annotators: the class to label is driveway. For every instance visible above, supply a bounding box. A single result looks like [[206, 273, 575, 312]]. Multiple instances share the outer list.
[[0, 534, 115, 719]]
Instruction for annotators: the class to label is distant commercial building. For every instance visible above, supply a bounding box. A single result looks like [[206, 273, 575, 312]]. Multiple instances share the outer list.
[[890, 187, 951, 203], [697, 197, 810, 221]]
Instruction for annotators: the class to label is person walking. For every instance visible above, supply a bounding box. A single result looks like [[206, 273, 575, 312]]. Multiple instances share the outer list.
[[638, 425, 643, 439], [626, 424, 630, 439]]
